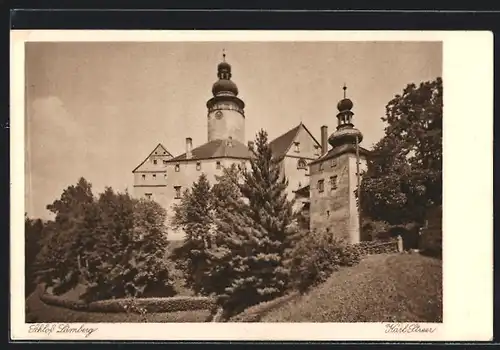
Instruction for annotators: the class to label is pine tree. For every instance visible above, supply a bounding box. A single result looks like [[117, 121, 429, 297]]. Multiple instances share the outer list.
[[207, 130, 297, 316], [171, 173, 215, 294]]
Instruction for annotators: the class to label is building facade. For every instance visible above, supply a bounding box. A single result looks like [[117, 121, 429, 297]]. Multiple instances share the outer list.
[[133, 56, 368, 243], [308, 86, 369, 244]]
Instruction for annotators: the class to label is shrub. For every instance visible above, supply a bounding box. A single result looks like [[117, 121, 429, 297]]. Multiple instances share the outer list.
[[36, 181, 176, 302], [39, 288, 216, 313], [289, 231, 361, 293], [88, 296, 216, 313], [361, 219, 391, 241]]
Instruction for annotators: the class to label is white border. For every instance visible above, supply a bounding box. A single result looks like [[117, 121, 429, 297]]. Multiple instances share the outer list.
[[10, 30, 493, 341]]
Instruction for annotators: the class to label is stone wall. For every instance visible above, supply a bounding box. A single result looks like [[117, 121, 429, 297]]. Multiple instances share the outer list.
[[309, 153, 351, 241]]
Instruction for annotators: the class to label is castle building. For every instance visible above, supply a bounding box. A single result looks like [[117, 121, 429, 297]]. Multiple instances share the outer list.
[[307, 85, 370, 244], [132, 54, 322, 237]]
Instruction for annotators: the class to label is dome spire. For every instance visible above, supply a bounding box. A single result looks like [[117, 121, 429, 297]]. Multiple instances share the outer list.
[[212, 53, 239, 96], [328, 84, 363, 148]]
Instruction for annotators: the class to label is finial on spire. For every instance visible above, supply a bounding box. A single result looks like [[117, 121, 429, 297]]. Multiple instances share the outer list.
[[222, 48, 226, 62], [343, 83, 347, 99]]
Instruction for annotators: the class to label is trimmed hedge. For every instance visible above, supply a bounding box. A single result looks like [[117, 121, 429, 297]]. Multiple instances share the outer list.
[[230, 293, 300, 322], [352, 239, 399, 256], [39, 288, 216, 313]]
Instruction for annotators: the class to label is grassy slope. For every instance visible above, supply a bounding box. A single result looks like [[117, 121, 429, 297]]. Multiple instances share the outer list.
[[262, 253, 442, 322]]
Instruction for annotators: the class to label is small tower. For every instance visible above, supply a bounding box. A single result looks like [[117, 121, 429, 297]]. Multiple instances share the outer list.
[[308, 85, 368, 244], [206, 51, 246, 144]]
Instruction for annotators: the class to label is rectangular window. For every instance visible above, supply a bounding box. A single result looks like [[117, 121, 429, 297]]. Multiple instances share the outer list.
[[174, 186, 182, 199], [330, 175, 338, 190], [141, 174, 146, 180], [153, 159, 157, 165], [331, 158, 338, 167], [196, 162, 202, 171], [145, 193, 152, 199], [175, 164, 180, 172], [318, 179, 324, 193], [216, 161, 221, 169], [319, 162, 324, 172], [153, 174, 156, 180], [294, 142, 300, 153]]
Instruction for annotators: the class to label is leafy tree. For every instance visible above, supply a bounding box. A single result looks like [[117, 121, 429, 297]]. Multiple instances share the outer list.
[[35, 179, 175, 301], [171, 173, 215, 295], [207, 130, 297, 316], [25, 214, 44, 297], [359, 77, 442, 225], [35, 177, 95, 292], [81, 190, 175, 301]]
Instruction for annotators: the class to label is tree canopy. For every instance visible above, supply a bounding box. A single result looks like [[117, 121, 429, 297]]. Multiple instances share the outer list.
[[359, 77, 442, 225]]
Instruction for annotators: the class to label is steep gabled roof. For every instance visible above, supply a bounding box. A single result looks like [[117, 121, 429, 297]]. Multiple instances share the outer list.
[[132, 143, 173, 173], [269, 122, 322, 160], [167, 139, 252, 162]]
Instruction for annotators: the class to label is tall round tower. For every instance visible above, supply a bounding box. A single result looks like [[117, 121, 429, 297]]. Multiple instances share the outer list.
[[206, 52, 246, 144]]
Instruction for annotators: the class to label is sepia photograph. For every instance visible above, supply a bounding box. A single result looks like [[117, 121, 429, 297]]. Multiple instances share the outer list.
[[23, 39, 443, 324], [11, 30, 492, 341]]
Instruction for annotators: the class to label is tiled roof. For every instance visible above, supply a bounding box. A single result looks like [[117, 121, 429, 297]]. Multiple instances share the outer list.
[[269, 123, 321, 160], [167, 139, 252, 162], [269, 124, 302, 159]]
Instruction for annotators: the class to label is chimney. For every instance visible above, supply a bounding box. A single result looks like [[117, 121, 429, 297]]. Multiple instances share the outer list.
[[321, 125, 328, 154], [247, 141, 254, 150], [186, 137, 193, 159]]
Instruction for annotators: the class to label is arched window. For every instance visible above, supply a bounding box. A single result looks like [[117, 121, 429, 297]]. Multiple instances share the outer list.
[[297, 158, 307, 169]]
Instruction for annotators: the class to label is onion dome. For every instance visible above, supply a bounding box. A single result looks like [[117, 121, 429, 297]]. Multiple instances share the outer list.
[[328, 84, 363, 148], [212, 52, 239, 96], [337, 98, 353, 112], [328, 127, 363, 148]]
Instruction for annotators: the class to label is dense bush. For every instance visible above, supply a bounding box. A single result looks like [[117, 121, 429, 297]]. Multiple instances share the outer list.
[[360, 219, 391, 241], [39, 288, 216, 313], [35, 179, 176, 302], [289, 230, 361, 293], [25, 215, 45, 298]]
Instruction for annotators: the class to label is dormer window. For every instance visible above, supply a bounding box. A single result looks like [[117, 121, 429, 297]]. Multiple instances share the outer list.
[[196, 162, 202, 171], [297, 158, 307, 169], [175, 164, 180, 172], [294, 142, 300, 153]]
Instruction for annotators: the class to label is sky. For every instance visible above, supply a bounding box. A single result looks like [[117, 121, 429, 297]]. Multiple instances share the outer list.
[[25, 41, 442, 220]]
